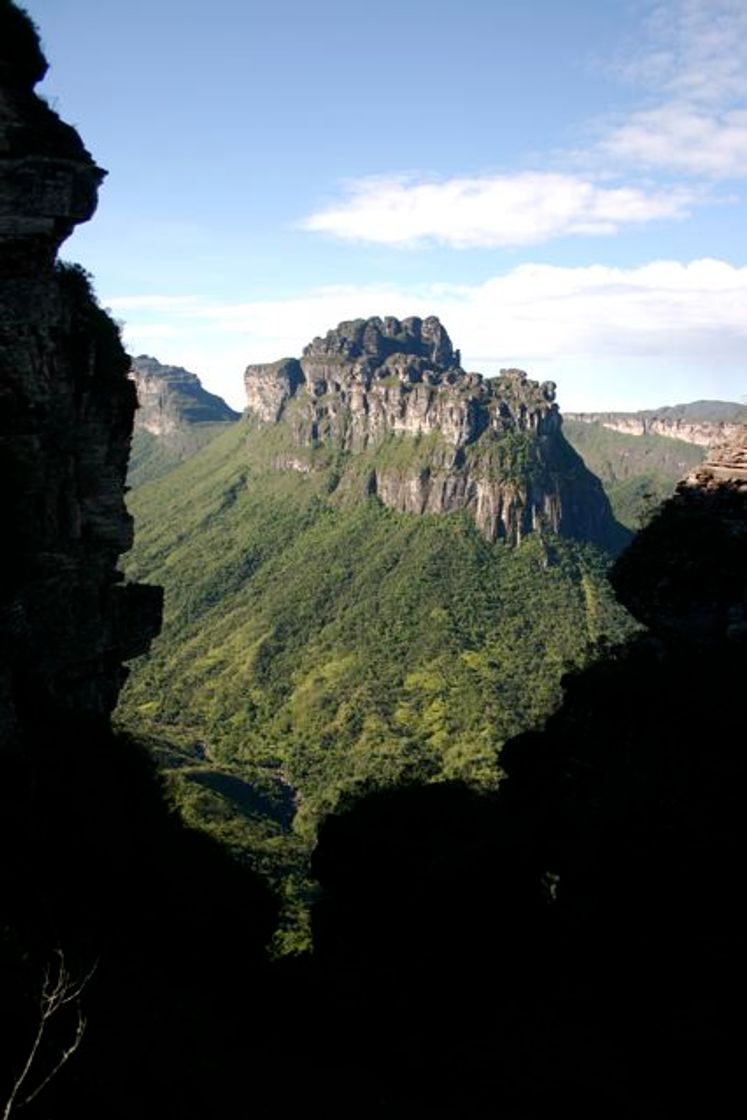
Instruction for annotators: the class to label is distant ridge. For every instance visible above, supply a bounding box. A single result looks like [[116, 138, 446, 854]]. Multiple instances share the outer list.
[[563, 419, 705, 529], [565, 399, 746, 448], [128, 355, 240, 486]]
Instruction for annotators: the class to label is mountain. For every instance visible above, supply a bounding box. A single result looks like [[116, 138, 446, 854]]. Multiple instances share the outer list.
[[118, 318, 634, 882], [243, 316, 627, 549], [128, 355, 240, 486], [563, 418, 705, 529], [5, 3, 742, 1111], [565, 399, 747, 447]]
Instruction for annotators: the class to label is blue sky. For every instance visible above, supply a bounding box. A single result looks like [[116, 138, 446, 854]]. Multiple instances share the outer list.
[[23, 0, 747, 410]]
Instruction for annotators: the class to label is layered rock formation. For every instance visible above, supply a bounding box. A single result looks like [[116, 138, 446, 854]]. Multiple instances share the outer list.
[[245, 316, 624, 548], [132, 355, 239, 436], [685, 424, 747, 487], [129, 355, 240, 485], [0, 1, 161, 744], [566, 401, 746, 448]]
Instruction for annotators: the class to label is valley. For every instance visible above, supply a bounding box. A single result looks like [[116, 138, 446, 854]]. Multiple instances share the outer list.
[[118, 319, 637, 932], [3, 1, 745, 1113]]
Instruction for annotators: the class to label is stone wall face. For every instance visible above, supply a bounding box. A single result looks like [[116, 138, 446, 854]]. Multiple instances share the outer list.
[[0, 1, 161, 743], [565, 412, 742, 448], [245, 316, 620, 548]]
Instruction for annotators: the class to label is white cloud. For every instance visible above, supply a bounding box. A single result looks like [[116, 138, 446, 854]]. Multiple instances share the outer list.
[[602, 105, 747, 176], [294, 2, 746, 253], [301, 173, 693, 248], [599, 0, 747, 178], [299, 2, 747, 252], [619, 0, 747, 105], [109, 258, 747, 412]]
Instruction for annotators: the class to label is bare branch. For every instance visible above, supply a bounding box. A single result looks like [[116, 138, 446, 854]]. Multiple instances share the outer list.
[[2, 949, 97, 1120]]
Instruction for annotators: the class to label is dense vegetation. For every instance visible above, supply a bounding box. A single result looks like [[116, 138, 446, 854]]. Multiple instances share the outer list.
[[127, 422, 238, 488], [563, 418, 704, 528], [5, 1, 741, 1111], [5, 466, 741, 1119], [119, 416, 634, 924]]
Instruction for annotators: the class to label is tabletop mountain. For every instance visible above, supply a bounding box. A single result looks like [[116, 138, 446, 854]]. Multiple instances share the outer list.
[[128, 355, 240, 486], [119, 317, 633, 887], [244, 315, 625, 549]]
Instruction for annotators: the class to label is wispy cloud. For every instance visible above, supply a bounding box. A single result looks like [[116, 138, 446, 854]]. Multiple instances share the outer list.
[[601, 105, 747, 176], [301, 173, 693, 248], [600, 0, 747, 176], [617, 0, 747, 105]]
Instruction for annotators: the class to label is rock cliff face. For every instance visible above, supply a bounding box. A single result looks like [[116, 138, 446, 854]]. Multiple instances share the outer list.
[[685, 424, 747, 487], [245, 316, 623, 548], [0, 2, 161, 745], [566, 401, 746, 448], [128, 355, 240, 485], [132, 355, 239, 437]]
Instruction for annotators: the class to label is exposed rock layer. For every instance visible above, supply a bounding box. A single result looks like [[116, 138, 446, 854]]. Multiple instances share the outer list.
[[132, 354, 239, 437], [245, 316, 624, 548], [0, 3, 161, 744], [566, 401, 746, 448], [128, 355, 240, 485]]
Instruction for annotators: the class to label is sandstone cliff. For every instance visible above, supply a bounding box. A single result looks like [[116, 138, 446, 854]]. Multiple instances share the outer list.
[[0, 2, 161, 744], [565, 401, 746, 448], [245, 316, 624, 549], [132, 355, 239, 436], [129, 355, 239, 485]]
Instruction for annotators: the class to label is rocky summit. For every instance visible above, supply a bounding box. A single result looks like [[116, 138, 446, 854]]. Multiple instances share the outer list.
[[244, 315, 624, 549]]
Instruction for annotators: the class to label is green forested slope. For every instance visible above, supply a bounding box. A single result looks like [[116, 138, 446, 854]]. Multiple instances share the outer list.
[[563, 419, 705, 528], [127, 421, 238, 488], [120, 417, 634, 849]]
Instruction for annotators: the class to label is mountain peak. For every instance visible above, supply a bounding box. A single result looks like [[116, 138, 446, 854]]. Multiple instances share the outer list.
[[303, 315, 457, 370], [244, 315, 623, 549]]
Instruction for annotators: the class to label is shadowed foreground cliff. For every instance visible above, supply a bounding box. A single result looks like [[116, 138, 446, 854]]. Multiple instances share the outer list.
[[0, 7, 277, 1117], [303, 427, 746, 1116], [0, 0, 161, 740]]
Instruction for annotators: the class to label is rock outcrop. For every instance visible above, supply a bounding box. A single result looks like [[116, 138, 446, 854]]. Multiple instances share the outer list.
[[612, 425, 747, 644], [128, 355, 240, 485], [0, 1, 161, 744], [684, 424, 747, 487], [132, 355, 239, 437], [566, 401, 746, 448], [245, 316, 624, 549]]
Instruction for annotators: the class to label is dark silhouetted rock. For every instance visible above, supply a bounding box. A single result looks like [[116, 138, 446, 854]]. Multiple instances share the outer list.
[[0, 1, 161, 743]]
